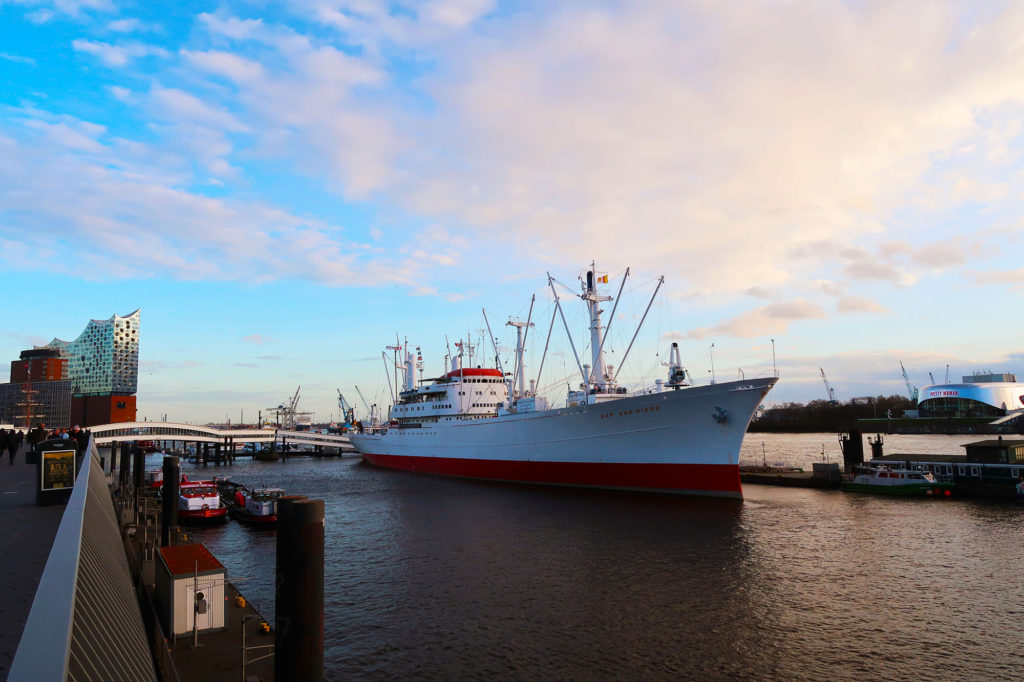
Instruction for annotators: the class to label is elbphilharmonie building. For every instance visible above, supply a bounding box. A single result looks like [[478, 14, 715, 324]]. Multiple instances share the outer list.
[[46, 309, 140, 425]]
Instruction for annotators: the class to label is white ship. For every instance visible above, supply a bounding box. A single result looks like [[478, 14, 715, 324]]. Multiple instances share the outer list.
[[348, 265, 778, 498]]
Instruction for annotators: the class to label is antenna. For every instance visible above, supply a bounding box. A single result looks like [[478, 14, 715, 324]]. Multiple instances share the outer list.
[[709, 343, 716, 385]]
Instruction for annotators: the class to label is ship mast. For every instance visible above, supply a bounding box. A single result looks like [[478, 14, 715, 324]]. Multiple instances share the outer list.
[[582, 263, 613, 390]]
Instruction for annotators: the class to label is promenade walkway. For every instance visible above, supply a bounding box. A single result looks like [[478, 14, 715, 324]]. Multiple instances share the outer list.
[[0, 442, 278, 681], [0, 443, 63, 681]]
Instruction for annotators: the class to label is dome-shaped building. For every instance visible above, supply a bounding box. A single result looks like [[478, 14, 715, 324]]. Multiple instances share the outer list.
[[917, 372, 1024, 419]]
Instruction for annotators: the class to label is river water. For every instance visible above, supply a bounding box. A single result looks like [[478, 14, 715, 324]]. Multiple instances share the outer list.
[[172, 433, 1024, 680]]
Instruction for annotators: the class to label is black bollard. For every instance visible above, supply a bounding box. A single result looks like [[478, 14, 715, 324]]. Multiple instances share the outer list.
[[161, 456, 180, 547], [133, 445, 145, 492], [119, 443, 131, 485], [275, 496, 322, 681]]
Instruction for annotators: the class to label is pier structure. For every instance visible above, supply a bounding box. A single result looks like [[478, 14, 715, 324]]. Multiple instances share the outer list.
[[4, 436, 293, 680], [89, 420, 355, 457]]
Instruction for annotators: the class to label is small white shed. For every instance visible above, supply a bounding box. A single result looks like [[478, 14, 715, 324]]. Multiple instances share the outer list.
[[156, 543, 227, 637]]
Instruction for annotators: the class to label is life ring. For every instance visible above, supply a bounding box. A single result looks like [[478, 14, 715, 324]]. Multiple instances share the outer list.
[[202, 503, 209, 511]]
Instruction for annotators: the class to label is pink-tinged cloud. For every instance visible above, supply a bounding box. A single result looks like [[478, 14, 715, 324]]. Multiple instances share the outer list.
[[969, 268, 1024, 288], [686, 299, 828, 339], [837, 296, 889, 314], [241, 334, 275, 345]]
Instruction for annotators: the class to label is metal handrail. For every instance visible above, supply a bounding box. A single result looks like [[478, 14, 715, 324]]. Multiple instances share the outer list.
[[9, 438, 156, 681]]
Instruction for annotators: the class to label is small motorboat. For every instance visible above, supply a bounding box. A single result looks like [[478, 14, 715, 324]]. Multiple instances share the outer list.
[[217, 479, 283, 526], [841, 467, 954, 497], [178, 479, 229, 523]]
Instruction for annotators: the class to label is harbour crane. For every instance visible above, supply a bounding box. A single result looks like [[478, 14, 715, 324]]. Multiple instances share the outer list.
[[264, 385, 313, 429], [819, 368, 838, 404], [336, 389, 355, 425], [899, 361, 919, 403], [929, 372, 936, 384]]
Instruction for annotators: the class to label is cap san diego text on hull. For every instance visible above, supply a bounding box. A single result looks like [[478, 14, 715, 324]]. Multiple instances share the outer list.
[[348, 265, 778, 499]]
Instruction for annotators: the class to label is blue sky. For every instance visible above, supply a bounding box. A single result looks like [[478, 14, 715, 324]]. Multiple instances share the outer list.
[[2, 0, 1023, 423]]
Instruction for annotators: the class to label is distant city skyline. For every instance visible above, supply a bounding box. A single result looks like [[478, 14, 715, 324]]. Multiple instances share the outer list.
[[2, 1, 1022, 423]]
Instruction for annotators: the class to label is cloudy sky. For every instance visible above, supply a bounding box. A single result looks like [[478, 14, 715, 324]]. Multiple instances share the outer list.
[[2, 0, 1022, 423]]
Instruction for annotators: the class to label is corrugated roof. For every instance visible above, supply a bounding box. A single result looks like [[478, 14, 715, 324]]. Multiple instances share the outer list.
[[159, 543, 225, 576], [68, 461, 155, 681]]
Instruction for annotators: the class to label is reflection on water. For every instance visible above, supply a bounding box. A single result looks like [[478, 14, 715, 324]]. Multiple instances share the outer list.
[[168, 433, 1024, 680]]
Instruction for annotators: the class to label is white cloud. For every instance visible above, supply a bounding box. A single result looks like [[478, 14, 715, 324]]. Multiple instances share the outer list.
[[107, 85, 132, 102], [106, 17, 158, 33], [72, 39, 168, 67], [9, 0, 1024, 321], [12, 0, 115, 20], [186, 16, 400, 197], [149, 85, 249, 133], [0, 112, 467, 292], [181, 50, 265, 84], [291, 0, 495, 48], [0, 52, 37, 65]]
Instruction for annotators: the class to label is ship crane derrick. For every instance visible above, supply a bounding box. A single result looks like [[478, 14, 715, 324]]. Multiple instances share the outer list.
[[662, 342, 689, 389]]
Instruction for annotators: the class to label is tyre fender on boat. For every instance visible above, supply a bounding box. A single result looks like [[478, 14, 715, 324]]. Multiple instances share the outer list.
[[202, 503, 209, 511]]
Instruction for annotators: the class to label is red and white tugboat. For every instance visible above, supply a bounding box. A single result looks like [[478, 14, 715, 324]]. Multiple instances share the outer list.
[[144, 469, 163, 489], [178, 478, 228, 524]]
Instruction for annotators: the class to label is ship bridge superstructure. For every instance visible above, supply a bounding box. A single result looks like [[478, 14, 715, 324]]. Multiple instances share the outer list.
[[391, 367, 509, 426]]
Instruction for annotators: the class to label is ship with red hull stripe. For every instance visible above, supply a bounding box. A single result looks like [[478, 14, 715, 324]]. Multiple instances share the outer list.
[[349, 265, 777, 499]]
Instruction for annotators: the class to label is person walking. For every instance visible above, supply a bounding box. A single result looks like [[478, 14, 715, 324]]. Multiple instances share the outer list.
[[8, 429, 21, 465]]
